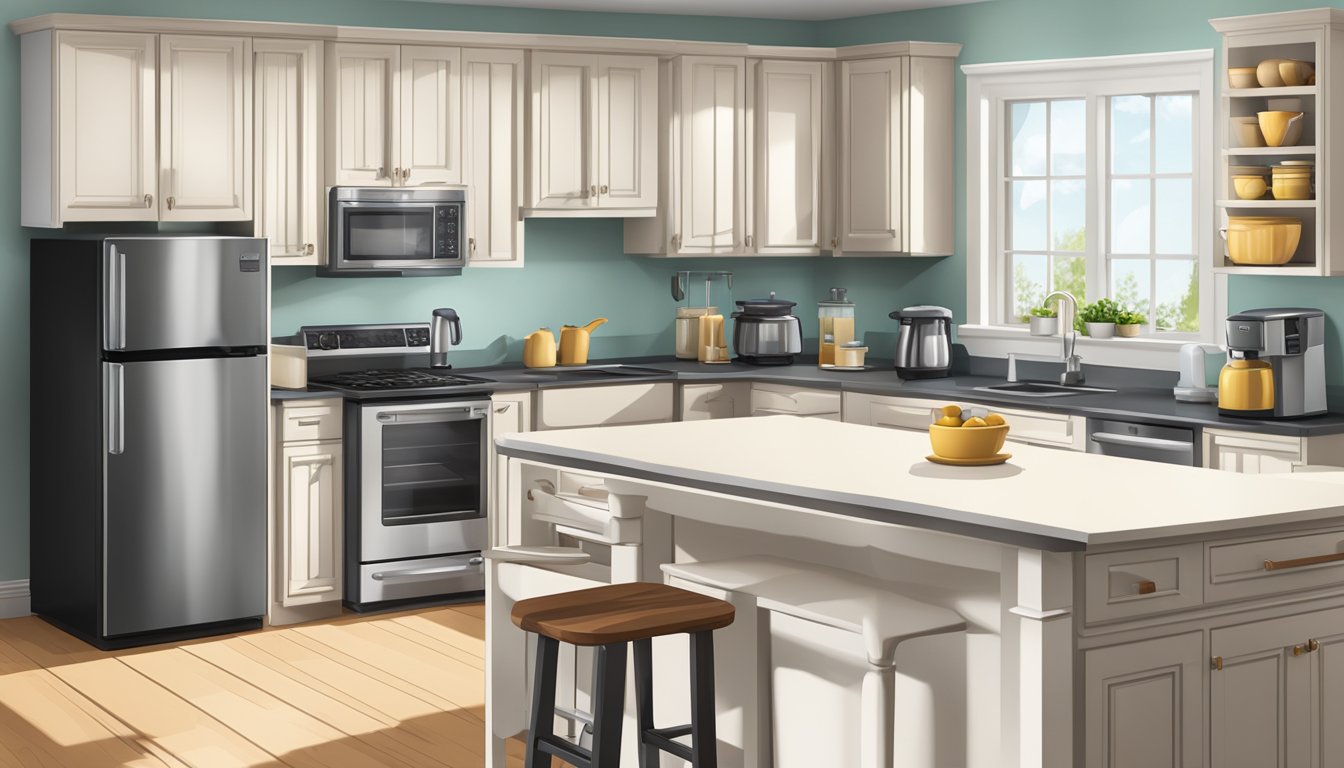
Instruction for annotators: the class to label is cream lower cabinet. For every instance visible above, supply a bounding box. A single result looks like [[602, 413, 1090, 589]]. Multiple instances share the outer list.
[[1083, 632, 1204, 768], [490, 392, 533, 544], [326, 42, 462, 187], [750, 383, 841, 420], [680, 382, 751, 420], [253, 39, 323, 264], [535, 383, 674, 430], [842, 391, 1086, 450], [463, 48, 524, 267], [527, 51, 658, 215], [271, 399, 344, 626], [1202, 429, 1344, 473]]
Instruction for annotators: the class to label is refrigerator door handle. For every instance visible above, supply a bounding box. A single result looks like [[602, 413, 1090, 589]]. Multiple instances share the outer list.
[[107, 363, 124, 455], [106, 245, 126, 350]]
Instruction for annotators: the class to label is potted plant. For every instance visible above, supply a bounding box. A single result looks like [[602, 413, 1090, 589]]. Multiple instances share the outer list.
[[1115, 308, 1145, 337], [1027, 304, 1058, 336], [1078, 298, 1120, 339]]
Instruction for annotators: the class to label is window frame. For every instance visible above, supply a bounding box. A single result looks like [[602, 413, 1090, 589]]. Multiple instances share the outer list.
[[964, 50, 1220, 368]]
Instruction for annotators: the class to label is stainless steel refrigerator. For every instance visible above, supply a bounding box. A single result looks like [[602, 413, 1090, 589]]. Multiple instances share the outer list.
[[31, 236, 268, 648]]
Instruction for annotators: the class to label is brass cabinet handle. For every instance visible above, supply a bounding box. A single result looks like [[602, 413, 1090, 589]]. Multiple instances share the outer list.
[[1292, 639, 1321, 657], [1211, 656, 1224, 671], [1263, 551, 1344, 571], [167, 196, 175, 211], [1294, 643, 1309, 657], [1136, 580, 1157, 595], [402, 167, 411, 182], [144, 193, 153, 208]]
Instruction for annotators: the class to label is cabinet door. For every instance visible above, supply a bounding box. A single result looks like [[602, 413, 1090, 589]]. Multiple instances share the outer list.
[[1314, 624, 1344, 767], [463, 48, 524, 266], [159, 35, 251, 221], [1203, 430, 1303, 474], [1211, 615, 1315, 768], [54, 31, 158, 223], [754, 60, 823, 254], [1084, 632, 1204, 768], [278, 442, 343, 607], [596, 55, 658, 209], [678, 56, 746, 253], [327, 42, 398, 187], [530, 52, 595, 209], [681, 382, 751, 421], [489, 393, 532, 545], [254, 39, 323, 264], [839, 57, 903, 253], [399, 45, 461, 186]]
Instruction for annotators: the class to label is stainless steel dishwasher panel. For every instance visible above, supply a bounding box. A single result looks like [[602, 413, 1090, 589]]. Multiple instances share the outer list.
[[1086, 419, 1197, 466]]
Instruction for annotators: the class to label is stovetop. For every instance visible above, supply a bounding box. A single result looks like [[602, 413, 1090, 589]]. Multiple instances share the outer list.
[[308, 368, 491, 392]]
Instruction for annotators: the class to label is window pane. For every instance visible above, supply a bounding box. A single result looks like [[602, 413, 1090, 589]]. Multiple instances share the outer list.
[[1111, 259, 1152, 315], [1053, 255, 1086, 300], [1010, 101, 1047, 176], [1111, 179, 1151, 253], [1011, 180, 1047, 251], [1051, 99, 1086, 175], [1110, 95, 1151, 174], [1155, 94, 1193, 174], [1051, 179, 1086, 251], [1155, 259, 1199, 332], [1155, 178, 1193, 254], [1013, 254, 1048, 321]]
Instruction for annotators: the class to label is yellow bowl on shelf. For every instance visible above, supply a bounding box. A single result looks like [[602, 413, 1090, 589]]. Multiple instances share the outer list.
[[1231, 116, 1265, 148], [1278, 60, 1315, 87], [1257, 59, 1290, 87], [1228, 66, 1259, 88], [1272, 175, 1312, 200], [1224, 216, 1302, 266], [1258, 110, 1305, 147], [1232, 175, 1268, 200], [928, 423, 1010, 460]]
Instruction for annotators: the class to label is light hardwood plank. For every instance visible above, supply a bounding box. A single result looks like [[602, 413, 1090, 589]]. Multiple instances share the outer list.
[[390, 611, 485, 658]]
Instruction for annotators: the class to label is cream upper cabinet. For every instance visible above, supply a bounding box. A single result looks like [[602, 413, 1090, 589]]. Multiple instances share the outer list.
[[159, 35, 252, 221], [463, 48, 525, 267], [25, 30, 158, 227], [678, 56, 746, 252], [838, 54, 954, 256], [399, 45, 462, 186], [527, 51, 658, 215], [253, 39, 323, 265], [753, 60, 825, 255]]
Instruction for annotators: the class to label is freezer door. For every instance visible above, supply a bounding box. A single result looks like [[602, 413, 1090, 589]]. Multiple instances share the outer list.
[[104, 237, 267, 352], [102, 356, 266, 637]]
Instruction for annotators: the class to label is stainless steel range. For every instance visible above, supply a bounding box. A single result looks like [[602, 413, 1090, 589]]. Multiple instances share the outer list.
[[289, 320, 490, 611]]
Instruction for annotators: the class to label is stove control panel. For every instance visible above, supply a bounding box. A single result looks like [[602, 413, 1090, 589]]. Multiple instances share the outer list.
[[297, 324, 433, 357]]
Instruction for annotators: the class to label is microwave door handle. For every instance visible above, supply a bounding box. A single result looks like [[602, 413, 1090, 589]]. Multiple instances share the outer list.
[[371, 558, 484, 581]]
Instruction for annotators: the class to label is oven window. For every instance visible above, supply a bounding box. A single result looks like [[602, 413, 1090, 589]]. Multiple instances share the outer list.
[[345, 209, 434, 260], [381, 419, 482, 525]]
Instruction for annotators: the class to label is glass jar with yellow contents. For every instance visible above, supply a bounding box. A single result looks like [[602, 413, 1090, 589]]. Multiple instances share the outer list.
[[817, 287, 856, 367]]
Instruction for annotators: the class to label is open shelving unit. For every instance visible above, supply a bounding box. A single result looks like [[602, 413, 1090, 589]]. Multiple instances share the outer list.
[[1211, 9, 1344, 276]]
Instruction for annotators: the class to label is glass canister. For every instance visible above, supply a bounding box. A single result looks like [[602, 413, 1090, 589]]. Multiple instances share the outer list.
[[818, 287, 856, 366], [676, 307, 714, 359]]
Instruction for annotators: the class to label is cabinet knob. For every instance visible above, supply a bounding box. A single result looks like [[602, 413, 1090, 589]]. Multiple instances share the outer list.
[[1136, 580, 1157, 595], [392, 167, 402, 183], [1310, 638, 1321, 653], [166, 196, 175, 211], [305, 243, 314, 256], [590, 185, 598, 198], [402, 167, 411, 182], [671, 234, 681, 252], [377, 166, 386, 179], [745, 235, 754, 248], [469, 237, 477, 252], [1211, 656, 1224, 671], [144, 193, 153, 208], [1294, 643, 1310, 657], [600, 184, 609, 195]]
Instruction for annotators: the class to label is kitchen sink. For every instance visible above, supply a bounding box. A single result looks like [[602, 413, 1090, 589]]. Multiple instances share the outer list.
[[973, 381, 1118, 398]]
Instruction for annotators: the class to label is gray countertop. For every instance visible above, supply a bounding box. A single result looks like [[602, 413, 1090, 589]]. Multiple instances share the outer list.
[[273, 357, 1344, 437]]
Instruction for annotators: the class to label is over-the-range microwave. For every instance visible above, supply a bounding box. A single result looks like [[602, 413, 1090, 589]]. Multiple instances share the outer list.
[[321, 187, 466, 277]]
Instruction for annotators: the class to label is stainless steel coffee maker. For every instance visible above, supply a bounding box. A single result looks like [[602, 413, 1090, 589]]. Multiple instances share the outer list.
[[890, 305, 953, 379], [1220, 307, 1327, 419]]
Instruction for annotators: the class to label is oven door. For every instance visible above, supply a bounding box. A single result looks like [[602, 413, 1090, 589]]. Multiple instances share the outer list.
[[360, 400, 490, 562]]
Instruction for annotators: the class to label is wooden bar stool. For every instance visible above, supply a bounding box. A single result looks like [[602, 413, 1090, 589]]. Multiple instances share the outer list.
[[511, 582, 736, 768]]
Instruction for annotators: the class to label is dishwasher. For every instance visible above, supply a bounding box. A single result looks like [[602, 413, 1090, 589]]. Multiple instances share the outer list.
[[1086, 418, 1198, 466]]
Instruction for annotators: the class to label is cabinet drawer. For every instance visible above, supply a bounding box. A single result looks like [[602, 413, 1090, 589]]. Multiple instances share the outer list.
[[1206, 527, 1344, 603], [537, 382, 674, 430], [857, 398, 939, 431], [750, 384, 841, 418], [278, 399, 343, 443], [995, 405, 1081, 450], [1084, 543, 1204, 623]]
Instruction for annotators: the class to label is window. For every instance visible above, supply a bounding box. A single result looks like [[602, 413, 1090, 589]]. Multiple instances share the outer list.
[[966, 51, 1216, 351]]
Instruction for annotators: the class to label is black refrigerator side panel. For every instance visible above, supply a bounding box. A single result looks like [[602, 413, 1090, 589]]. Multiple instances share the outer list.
[[343, 399, 363, 605], [30, 239, 103, 639]]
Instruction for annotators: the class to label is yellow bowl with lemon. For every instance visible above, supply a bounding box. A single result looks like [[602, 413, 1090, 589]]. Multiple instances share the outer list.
[[928, 405, 1010, 459]]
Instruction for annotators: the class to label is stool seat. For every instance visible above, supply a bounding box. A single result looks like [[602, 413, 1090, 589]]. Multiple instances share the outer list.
[[511, 582, 735, 646]]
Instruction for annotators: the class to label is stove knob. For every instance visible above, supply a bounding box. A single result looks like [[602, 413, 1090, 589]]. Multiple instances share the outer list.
[[317, 332, 338, 350]]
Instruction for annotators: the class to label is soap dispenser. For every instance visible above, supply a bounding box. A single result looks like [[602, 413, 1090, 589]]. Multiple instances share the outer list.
[[1174, 343, 1223, 403]]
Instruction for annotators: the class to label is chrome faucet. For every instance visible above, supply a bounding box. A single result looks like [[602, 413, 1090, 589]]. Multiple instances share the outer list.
[[430, 308, 462, 368], [1043, 290, 1085, 385]]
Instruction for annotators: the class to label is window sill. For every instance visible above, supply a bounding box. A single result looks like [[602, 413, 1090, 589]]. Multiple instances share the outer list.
[[957, 324, 1210, 371]]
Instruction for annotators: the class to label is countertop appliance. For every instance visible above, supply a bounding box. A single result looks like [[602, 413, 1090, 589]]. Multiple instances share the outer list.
[[891, 305, 953, 379], [30, 236, 268, 649], [1086, 419, 1197, 466], [290, 322, 490, 610], [1174, 343, 1223, 403], [731, 292, 803, 365], [430, 308, 463, 368], [322, 187, 466, 277], [1218, 308, 1326, 419]]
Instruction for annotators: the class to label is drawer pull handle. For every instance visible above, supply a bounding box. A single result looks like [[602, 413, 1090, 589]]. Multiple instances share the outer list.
[[1263, 551, 1344, 571], [294, 418, 323, 426], [1293, 639, 1320, 656], [1136, 580, 1157, 595], [1211, 655, 1224, 671]]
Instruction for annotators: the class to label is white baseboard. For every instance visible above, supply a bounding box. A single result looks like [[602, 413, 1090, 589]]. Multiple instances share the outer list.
[[0, 579, 30, 619]]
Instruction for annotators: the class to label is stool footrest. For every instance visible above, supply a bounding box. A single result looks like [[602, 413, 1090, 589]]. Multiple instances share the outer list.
[[538, 734, 593, 768], [643, 725, 695, 761]]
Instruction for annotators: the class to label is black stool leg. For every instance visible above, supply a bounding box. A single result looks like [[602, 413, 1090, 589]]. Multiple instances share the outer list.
[[525, 636, 559, 768], [590, 641, 628, 767], [690, 630, 717, 768], [633, 637, 660, 768]]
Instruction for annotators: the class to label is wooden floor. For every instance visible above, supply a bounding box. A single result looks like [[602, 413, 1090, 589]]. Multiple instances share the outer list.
[[0, 603, 532, 768]]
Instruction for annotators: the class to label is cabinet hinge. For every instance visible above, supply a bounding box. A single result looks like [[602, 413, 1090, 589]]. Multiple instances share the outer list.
[[1211, 656, 1223, 671]]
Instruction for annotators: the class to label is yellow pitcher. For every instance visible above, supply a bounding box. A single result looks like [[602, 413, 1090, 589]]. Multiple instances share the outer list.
[[523, 328, 557, 368], [558, 318, 608, 366]]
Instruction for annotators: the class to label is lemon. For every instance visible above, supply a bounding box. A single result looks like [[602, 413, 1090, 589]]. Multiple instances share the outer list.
[[962, 416, 988, 427], [934, 415, 963, 428], [939, 404, 962, 417], [984, 413, 1005, 426]]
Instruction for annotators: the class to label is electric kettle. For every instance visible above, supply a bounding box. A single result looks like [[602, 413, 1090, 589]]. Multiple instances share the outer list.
[[890, 305, 953, 379], [558, 318, 608, 366]]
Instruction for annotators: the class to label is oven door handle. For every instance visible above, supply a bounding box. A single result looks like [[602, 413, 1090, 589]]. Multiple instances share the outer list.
[[1090, 432, 1192, 452], [376, 406, 487, 423], [371, 557, 485, 581]]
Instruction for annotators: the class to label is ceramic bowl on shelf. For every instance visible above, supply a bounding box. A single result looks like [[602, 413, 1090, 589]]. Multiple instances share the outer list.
[[1228, 66, 1259, 88], [1231, 116, 1265, 147], [1256, 59, 1290, 87], [1270, 167, 1313, 200], [1223, 216, 1302, 266], [1257, 110, 1305, 147], [928, 423, 1009, 460], [1278, 60, 1315, 87], [1230, 164, 1271, 177], [1232, 175, 1269, 200]]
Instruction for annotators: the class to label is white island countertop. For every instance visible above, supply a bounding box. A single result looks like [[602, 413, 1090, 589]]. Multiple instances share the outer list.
[[497, 416, 1344, 551]]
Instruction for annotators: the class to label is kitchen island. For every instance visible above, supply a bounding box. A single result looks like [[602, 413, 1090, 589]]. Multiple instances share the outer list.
[[489, 416, 1344, 768]]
